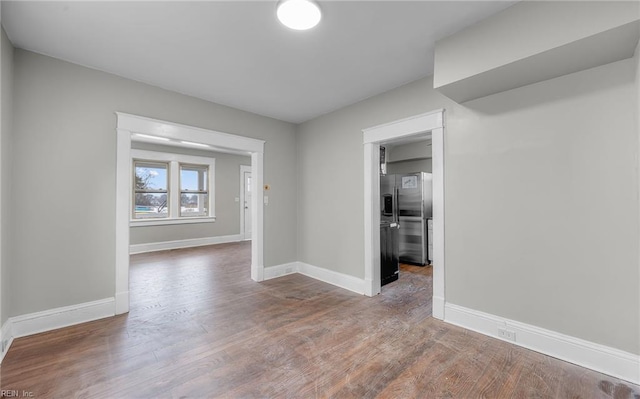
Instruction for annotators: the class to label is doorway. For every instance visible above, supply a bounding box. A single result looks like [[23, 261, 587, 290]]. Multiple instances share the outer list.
[[240, 165, 252, 241], [115, 113, 266, 315], [362, 109, 445, 320]]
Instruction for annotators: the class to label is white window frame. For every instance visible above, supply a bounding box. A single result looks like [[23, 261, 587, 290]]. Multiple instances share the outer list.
[[130, 149, 216, 227], [132, 160, 170, 220], [179, 163, 210, 218]]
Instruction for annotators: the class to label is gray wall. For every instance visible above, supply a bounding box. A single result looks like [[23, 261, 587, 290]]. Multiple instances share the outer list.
[[387, 159, 431, 175], [297, 78, 441, 278], [297, 58, 639, 354], [11, 49, 297, 317], [433, 1, 639, 88], [1, 27, 13, 325], [387, 140, 432, 162], [129, 142, 250, 245], [386, 140, 432, 174]]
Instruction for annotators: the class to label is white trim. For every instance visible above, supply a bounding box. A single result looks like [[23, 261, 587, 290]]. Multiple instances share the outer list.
[[263, 262, 366, 296], [363, 109, 444, 144], [118, 113, 264, 154], [10, 298, 115, 339], [362, 110, 445, 321], [430, 127, 445, 320], [116, 113, 266, 315], [115, 127, 131, 315], [131, 216, 216, 227], [0, 319, 14, 364], [114, 291, 129, 315], [298, 262, 366, 295], [129, 234, 243, 255], [250, 152, 264, 282], [363, 142, 381, 297], [239, 165, 251, 241], [131, 149, 217, 164], [445, 303, 640, 385], [0, 298, 116, 362], [263, 262, 299, 280], [432, 295, 445, 320]]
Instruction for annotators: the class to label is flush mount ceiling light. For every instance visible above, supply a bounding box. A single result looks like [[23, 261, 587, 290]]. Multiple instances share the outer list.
[[277, 0, 322, 30]]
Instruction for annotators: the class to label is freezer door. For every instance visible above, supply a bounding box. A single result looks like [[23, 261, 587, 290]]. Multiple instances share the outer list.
[[380, 225, 399, 286], [380, 174, 398, 224], [398, 216, 427, 265]]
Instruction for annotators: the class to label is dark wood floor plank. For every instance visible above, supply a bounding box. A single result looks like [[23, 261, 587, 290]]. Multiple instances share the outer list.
[[1, 241, 638, 398]]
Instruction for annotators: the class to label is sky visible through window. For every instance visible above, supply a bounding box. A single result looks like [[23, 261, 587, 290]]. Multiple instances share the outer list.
[[181, 168, 207, 191], [138, 166, 167, 190], [136, 166, 203, 191]]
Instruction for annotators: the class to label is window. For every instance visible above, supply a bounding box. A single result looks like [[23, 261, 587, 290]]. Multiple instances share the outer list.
[[130, 150, 215, 226], [133, 162, 169, 219], [180, 164, 208, 217]]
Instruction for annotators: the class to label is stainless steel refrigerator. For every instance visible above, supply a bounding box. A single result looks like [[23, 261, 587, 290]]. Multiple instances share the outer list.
[[380, 174, 399, 286], [398, 172, 433, 265]]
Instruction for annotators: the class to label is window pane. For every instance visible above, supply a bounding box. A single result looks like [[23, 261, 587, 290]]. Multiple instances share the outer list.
[[180, 193, 208, 217], [180, 165, 208, 192], [135, 163, 168, 191], [134, 193, 169, 218]]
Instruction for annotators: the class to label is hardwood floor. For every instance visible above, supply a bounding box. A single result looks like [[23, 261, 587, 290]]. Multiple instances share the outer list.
[[1, 242, 638, 398], [400, 263, 432, 277]]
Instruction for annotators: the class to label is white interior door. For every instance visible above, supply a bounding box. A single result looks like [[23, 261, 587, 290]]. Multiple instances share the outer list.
[[244, 170, 252, 240]]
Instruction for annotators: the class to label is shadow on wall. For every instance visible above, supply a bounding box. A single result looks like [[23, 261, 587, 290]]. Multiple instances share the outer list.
[[461, 58, 635, 115]]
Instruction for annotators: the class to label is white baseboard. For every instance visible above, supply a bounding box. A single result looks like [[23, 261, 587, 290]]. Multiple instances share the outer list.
[[115, 291, 129, 315], [0, 319, 14, 363], [129, 234, 242, 254], [432, 295, 445, 320], [10, 298, 115, 339], [298, 262, 366, 295], [444, 303, 640, 385], [263, 262, 299, 280], [0, 298, 116, 364], [264, 261, 366, 296]]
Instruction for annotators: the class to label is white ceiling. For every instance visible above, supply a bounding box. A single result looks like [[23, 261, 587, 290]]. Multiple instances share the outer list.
[[2, 1, 516, 124]]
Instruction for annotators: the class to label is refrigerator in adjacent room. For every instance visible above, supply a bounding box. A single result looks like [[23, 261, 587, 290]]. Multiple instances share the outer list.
[[380, 174, 400, 286], [398, 172, 433, 266]]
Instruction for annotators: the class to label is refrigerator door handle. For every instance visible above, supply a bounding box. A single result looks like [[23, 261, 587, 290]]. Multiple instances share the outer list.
[[394, 187, 400, 226]]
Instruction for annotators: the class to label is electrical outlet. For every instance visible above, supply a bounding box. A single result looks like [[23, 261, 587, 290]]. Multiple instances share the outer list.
[[498, 327, 516, 341]]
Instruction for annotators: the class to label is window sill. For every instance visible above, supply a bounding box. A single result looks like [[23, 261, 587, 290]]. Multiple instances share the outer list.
[[130, 216, 216, 227]]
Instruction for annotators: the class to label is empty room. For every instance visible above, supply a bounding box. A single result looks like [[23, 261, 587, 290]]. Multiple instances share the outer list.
[[0, 1, 639, 397]]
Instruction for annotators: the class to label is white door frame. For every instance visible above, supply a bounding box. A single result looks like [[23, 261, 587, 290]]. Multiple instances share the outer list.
[[362, 109, 445, 320], [239, 164, 251, 241], [115, 113, 266, 314]]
